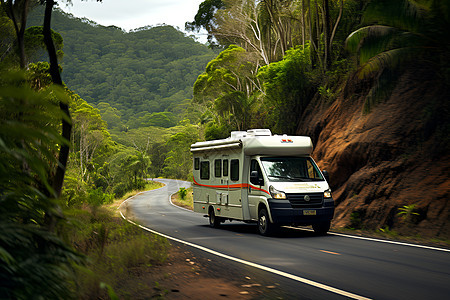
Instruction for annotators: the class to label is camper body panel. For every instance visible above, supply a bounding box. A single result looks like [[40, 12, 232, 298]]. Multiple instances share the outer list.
[[192, 146, 248, 221]]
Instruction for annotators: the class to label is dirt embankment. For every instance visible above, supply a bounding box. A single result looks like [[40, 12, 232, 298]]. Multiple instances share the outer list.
[[298, 69, 450, 239]]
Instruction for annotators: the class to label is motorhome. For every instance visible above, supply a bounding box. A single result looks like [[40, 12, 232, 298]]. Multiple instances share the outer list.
[[190, 129, 334, 235]]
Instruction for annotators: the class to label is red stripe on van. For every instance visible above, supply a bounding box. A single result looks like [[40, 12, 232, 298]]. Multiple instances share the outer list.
[[192, 176, 270, 196]]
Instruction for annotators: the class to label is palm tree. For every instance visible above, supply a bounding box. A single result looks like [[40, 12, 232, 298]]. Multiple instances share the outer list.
[[346, 0, 450, 112]]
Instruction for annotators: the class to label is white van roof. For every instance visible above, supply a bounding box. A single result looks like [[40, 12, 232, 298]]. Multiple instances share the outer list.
[[191, 129, 313, 156]]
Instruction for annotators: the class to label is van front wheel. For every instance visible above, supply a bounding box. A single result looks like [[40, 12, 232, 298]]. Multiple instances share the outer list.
[[209, 208, 221, 228], [258, 208, 274, 236]]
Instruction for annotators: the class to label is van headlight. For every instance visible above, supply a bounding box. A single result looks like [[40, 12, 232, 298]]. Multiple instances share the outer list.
[[269, 185, 286, 200], [324, 189, 332, 199]]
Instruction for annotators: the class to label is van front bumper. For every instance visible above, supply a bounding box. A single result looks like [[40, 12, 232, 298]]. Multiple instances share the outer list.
[[267, 198, 334, 225]]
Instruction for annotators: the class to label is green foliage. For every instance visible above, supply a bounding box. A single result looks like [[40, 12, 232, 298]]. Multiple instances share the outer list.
[[347, 211, 363, 230], [185, 0, 225, 46], [193, 44, 260, 131], [126, 111, 177, 129], [96, 102, 123, 130], [88, 188, 114, 207], [162, 121, 200, 179], [204, 122, 232, 140], [258, 45, 314, 134], [24, 25, 64, 62], [377, 226, 399, 238], [178, 187, 188, 200], [0, 70, 83, 299], [0, 8, 16, 68], [397, 204, 420, 223]]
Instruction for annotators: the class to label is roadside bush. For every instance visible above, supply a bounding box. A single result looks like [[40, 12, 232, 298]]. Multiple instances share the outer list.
[[112, 182, 128, 198], [88, 187, 115, 207], [178, 187, 188, 200]]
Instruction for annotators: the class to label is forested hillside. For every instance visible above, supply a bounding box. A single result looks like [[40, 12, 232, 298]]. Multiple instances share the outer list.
[[28, 7, 216, 129]]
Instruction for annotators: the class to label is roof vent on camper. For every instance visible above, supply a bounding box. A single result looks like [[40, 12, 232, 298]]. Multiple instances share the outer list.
[[246, 129, 272, 136], [230, 131, 247, 139]]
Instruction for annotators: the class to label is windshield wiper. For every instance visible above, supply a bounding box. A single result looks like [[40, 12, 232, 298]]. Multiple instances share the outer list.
[[268, 175, 321, 182], [268, 175, 297, 180], [292, 177, 324, 182]]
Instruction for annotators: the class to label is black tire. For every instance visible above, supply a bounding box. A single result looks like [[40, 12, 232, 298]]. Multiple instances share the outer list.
[[312, 221, 331, 235], [209, 207, 221, 228], [258, 208, 275, 236]]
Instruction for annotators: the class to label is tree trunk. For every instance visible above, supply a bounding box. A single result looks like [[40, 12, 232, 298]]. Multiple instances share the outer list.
[[43, 0, 72, 198], [3, 0, 29, 68], [323, 0, 330, 70]]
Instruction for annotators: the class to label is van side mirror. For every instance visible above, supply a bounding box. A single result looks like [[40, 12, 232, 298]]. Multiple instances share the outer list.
[[322, 170, 330, 183], [250, 171, 263, 186]]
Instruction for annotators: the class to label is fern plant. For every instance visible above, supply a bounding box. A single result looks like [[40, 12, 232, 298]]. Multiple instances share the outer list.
[[397, 204, 420, 223], [0, 71, 83, 299]]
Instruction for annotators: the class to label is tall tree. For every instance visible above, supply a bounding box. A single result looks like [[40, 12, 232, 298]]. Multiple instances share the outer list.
[[0, 0, 36, 68], [193, 44, 262, 131], [186, 0, 225, 46], [258, 44, 314, 134]]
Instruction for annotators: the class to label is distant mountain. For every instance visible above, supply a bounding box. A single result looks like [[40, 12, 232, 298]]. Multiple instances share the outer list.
[[28, 7, 216, 126]]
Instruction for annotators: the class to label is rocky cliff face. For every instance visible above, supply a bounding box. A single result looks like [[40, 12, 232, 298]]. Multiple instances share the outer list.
[[298, 69, 449, 239]]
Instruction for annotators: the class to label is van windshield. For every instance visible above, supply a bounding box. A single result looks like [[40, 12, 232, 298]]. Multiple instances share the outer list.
[[260, 157, 324, 182]]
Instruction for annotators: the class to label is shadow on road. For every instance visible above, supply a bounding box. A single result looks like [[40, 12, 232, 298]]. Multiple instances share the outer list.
[[198, 223, 324, 239]]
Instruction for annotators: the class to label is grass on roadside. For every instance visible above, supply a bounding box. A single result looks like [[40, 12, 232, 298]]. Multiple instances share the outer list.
[[171, 187, 193, 210], [115, 180, 164, 203], [62, 179, 169, 299]]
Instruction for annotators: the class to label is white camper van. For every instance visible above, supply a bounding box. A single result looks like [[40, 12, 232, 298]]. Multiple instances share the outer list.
[[190, 129, 334, 235]]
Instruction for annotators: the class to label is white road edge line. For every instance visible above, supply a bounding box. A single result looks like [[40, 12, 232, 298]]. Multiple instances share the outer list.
[[119, 194, 372, 300], [285, 226, 450, 253], [329, 232, 450, 252]]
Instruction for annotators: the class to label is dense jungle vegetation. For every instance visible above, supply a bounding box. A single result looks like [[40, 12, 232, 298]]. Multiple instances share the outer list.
[[1, 0, 448, 298]]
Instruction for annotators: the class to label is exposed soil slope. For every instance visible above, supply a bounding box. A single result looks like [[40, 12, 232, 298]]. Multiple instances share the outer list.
[[298, 69, 450, 238]]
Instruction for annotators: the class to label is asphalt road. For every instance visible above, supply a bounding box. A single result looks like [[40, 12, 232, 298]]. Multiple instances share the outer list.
[[121, 179, 450, 300]]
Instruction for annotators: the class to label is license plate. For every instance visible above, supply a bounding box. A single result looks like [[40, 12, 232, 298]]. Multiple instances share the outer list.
[[303, 210, 316, 216]]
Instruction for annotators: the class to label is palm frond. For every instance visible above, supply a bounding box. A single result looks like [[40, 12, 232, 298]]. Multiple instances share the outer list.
[[363, 68, 399, 114], [358, 47, 413, 78], [346, 25, 400, 64], [363, 0, 429, 33]]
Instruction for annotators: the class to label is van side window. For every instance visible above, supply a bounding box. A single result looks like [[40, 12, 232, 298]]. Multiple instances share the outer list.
[[194, 158, 200, 170], [223, 159, 228, 177], [214, 159, 222, 177], [200, 161, 210, 180], [230, 159, 239, 181], [250, 159, 264, 185]]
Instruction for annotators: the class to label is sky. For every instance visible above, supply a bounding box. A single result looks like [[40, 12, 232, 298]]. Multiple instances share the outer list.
[[59, 0, 207, 39]]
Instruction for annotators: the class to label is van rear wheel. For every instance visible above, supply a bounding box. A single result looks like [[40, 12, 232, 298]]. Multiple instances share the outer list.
[[209, 208, 221, 228], [258, 208, 274, 236]]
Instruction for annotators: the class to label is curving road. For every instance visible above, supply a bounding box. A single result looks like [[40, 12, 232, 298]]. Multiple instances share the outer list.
[[121, 179, 450, 300]]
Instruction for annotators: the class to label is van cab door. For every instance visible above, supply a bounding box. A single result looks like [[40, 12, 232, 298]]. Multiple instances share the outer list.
[[248, 159, 266, 220]]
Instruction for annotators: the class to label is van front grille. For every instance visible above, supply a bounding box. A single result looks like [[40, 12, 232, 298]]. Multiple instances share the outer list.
[[286, 193, 323, 208]]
